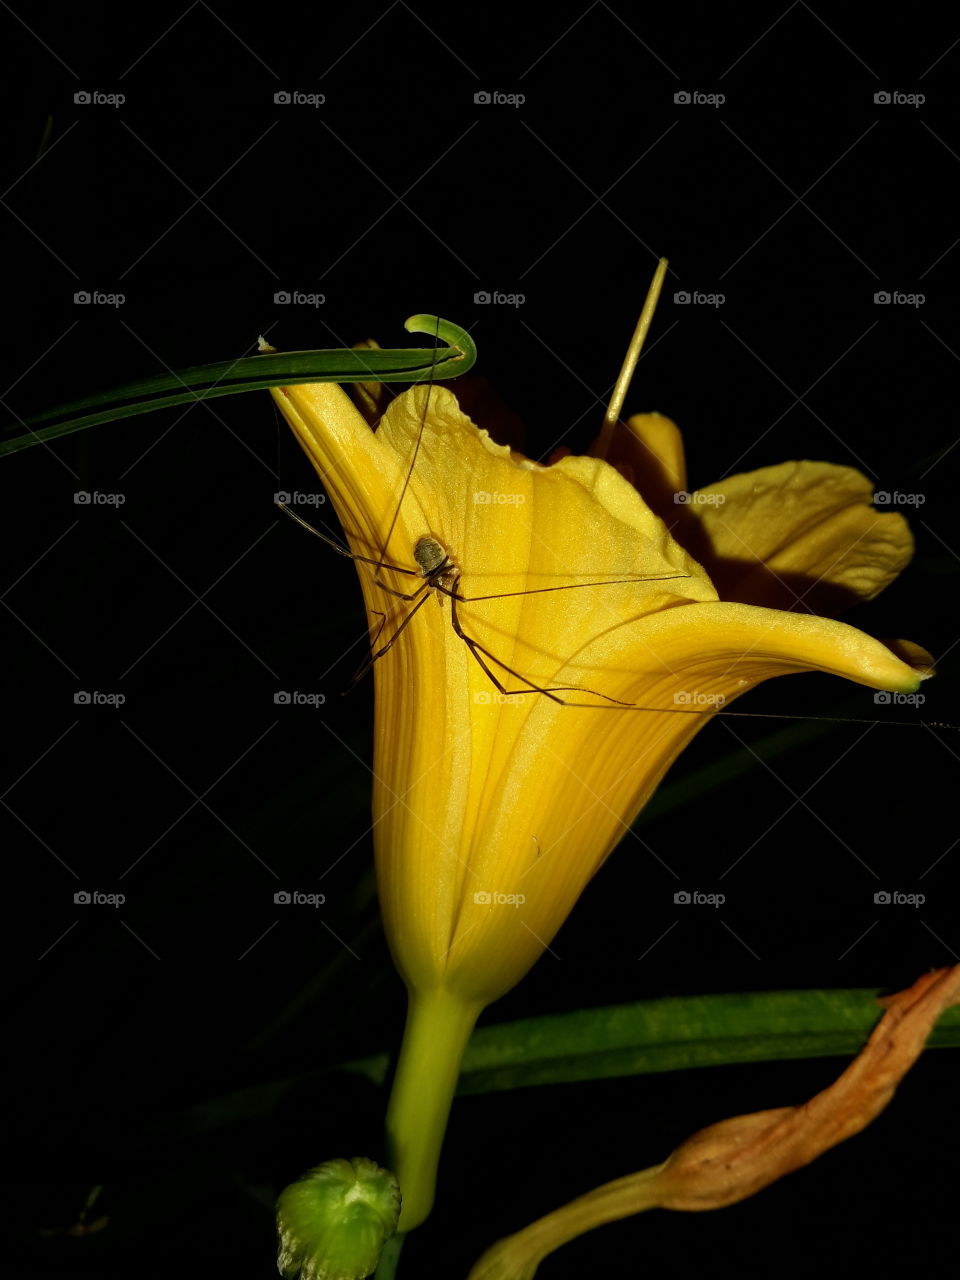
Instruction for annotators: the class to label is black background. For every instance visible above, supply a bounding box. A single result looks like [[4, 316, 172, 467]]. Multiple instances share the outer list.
[[2, 4, 957, 1277]]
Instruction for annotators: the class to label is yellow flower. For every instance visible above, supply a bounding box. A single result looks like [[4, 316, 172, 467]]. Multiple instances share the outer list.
[[272, 366, 931, 1233]]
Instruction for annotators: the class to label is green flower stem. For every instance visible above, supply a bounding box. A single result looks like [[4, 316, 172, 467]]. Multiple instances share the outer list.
[[385, 987, 483, 1233], [467, 1166, 664, 1278], [373, 1231, 405, 1280]]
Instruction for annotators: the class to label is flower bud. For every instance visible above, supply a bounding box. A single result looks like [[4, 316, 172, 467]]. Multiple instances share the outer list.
[[276, 1157, 400, 1280]]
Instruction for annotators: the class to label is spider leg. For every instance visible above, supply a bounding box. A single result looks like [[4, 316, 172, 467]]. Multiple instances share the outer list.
[[370, 573, 432, 601], [342, 589, 433, 694], [276, 501, 422, 577], [448, 577, 634, 707], [451, 573, 689, 602]]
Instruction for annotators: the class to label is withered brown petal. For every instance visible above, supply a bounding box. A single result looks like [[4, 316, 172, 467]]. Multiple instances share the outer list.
[[655, 965, 960, 1210]]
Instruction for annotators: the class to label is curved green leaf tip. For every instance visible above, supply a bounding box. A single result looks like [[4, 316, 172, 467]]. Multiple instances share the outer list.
[[276, 1156, 401, 1280], [403, 313, 477, 370]]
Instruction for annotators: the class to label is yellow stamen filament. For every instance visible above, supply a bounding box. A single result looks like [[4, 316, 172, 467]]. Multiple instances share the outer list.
[[596, 257, 668, 460]]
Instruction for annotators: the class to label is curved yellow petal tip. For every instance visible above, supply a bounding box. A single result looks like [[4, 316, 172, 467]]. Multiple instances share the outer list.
[[676, 461, 916, 617], [881, 638, 936, 682]]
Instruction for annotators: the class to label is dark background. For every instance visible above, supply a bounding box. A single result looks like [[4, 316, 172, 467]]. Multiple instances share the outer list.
[[2, 4, 957, 1277]]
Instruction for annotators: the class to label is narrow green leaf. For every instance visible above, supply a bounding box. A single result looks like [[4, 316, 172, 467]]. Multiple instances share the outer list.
[[145, 988, 959, 1144], [0, 315, 476, 457], [339, 987, 960, 1093]]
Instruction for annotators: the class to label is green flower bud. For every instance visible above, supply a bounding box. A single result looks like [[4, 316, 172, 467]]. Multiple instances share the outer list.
[[276, 1157, 401, 1280]]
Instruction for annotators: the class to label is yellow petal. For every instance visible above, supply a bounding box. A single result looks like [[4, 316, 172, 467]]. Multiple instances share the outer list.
[[589, 412, 687, 519], [363, 386, 713, 998], [271, 381, 413, 564], [344, 388, 927, 1003], [677, 460, 914, 614], [275, 375, 933, 1239], [413, 601, 925, 1004], [275, 382, 928, 1007]]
